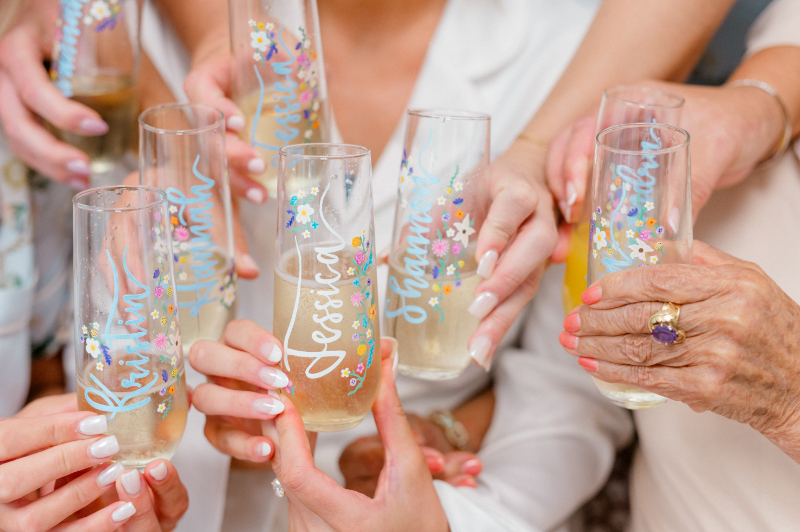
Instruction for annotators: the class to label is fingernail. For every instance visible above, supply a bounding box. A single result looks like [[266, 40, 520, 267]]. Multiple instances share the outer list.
[[239, 253, 260, 274], [66, 159, 91, 176], [559, 200, 572, 223], [227, 115, 245, 131], [97, 462, 124, 487], [563, 312, 580, 332], [247, 157, 266, 174], [246, 188, 265, 204], [89, 435, 119, 458], [259, 366, 289, 388], [111, 502, 136, 523], [121, 470, 142, 496], [468, 292, 499, 320], [566, 181, 578, 206], [253, 396, 285, 416], [462, 459, 482, 476], [79, 117, 109, 135], [559, 331, 578, 350], [69, 179, 89, 191], [476, 250, 498, 278], [425, 454, 444, 473], [149, 461, 168, 481], [581, 285, 602, 305], [261, 342, 282, 364], [469, 335, 492, 371], [669, 206, 680, 233], [458, 477, 478, 488], [258, 442, 272, 457], [578, 357, 598, 372], [78, 414, 108, 436]]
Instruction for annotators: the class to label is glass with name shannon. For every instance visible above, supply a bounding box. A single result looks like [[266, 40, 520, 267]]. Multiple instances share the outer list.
[[275, 144, 380, 432], [385, 110, 490, 380], [229, 0, 332, 196], [73, 186, 187, 469], [588, 124, 691, 409], [139, 104, 236, 355]]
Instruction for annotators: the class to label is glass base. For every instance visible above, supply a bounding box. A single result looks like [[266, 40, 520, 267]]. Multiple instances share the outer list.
[[592, 378, 667, 410], [303, 416, 367, 432], [398, 364, 465, 381]]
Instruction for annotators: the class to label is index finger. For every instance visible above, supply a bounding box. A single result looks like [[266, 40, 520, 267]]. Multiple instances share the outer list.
[[222, 319, 283, 365], [184, 55, 246, 132], [0, 412, 107, 460], [144, 460, 189, 531]]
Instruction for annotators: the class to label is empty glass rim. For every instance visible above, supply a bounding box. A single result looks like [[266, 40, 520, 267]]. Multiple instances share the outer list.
[[407, 108, 490, 121], [603, 86, 685, 109], [73, 185, 167, 212], [279, 143, 370, 159], [596, 123, 690, 155], [139, 103, 225, 135]]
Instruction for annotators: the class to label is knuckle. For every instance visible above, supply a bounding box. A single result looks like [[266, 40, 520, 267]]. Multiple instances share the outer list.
[[280, 464, 310, 494], [16, 509, 44, 532], [624, 304, 652, 333], [631, 365, 658, 389], [0, 473, 14, 503], [621, 334, 652, 365]]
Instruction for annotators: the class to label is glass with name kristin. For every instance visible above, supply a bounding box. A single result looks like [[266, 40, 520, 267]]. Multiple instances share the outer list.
[[588, 124, 692, 409], [73, 186, 188, 469], [385, 110, 490, 380], [275, 144, 380, 432], [139, 104, 237, 354]]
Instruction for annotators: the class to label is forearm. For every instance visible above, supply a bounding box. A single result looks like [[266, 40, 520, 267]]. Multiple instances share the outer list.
[[452, 387, 494, 452], [152, 0, 229, 64], [138, 51, 176, 110]]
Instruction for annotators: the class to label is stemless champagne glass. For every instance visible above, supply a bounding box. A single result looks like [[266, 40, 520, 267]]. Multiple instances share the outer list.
[[50, 0, 140, 180], [139, 104, 236, 354], [385, 110, 490, 380], [274, 144, 380, 432], [73, 186, 188, 469], [229, 0, 332, 195], [588, 123, 692, 409], [563, 86, 684, 313]]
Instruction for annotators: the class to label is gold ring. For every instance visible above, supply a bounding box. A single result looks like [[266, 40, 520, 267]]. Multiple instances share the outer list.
[[648, 302, 685, 344]]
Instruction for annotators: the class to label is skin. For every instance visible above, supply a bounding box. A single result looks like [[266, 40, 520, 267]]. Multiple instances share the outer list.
[[558, 241, 800, 465]]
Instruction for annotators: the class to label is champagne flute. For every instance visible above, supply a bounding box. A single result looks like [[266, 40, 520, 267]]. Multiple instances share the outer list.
[[50, 0, 140, 182], [587, 123, 692, 409], [228, 0, 332, 196], [139, 103, 236, 354], [384, 109, 490, 380], [73, 186, 188, 469], [274, 144, 380, 432], [563, 86, 684, 313]]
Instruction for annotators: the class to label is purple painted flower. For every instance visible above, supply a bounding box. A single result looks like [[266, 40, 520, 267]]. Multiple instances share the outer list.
[[452, 243, 462, 256], [352, 333, 359, 341], [596, 207, 602, 215], [441, 213, 451, 222], [349, 378, 357, 386], [356, 363, 364, 374], [154, 212, 162, 221], [656, 226, 665, 235], [355, 250, 366, 265], [455, 280, 462, 288], [432, 239, 449, 257], [154, 285, 164, 298], [162, 370, 168, 382], [160, 388, 166, 396]]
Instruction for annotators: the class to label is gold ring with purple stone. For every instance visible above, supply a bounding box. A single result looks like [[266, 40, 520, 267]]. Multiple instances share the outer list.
[[648, 302, 686, 345]]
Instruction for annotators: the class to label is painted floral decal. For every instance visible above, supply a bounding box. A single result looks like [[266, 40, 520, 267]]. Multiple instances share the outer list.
[[343, 230, 377, 394], [84, 0, 123, 32], [285, 187, 320, 237]]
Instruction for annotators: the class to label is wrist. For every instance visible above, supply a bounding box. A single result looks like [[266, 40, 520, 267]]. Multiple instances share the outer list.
[[190, 28, 230, 67], [724, 83, 788, 165], [495, 136, 547, 184]]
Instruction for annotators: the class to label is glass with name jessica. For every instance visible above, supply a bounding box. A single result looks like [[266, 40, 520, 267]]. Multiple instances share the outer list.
[[73, 186, 188, 469], [385, 109, 490, 380], [588, 123, 692, 409], [275, 144, 380, 432], [139, 103, 237, 354], [229, 0, 332, 196]]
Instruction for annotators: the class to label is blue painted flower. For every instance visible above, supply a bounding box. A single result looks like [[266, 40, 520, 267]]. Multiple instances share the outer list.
[[597, 207, 602, 215], [628, 207, 638, 217], [286, 210, 295, 228], [311, 221, 319, 229], [290, 196, 298, 206], [367, 279, 371, 286], [432, 266, 439, 279], [303, 109, 310, 120], [174, 254, 179, 262], [353, 279, 360, 287], [162, 370, 168, 382], [295, 42, 302, 50], [153, 268, 160, 279], [453, 198, 464, 205]]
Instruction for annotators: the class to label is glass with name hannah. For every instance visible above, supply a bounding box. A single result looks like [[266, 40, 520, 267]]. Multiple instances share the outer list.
[[139, 103, 236, 355], [588, 123, 691, 409], [275, 144, 380, 432], [229, 0, 332, 196], [385, 109, 490, 380], [73, 186, 188, 469]]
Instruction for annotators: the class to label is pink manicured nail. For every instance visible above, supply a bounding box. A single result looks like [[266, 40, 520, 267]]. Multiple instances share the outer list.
[[239, 253, 260, 274], [227, 115, 245, 131], [559, 331, 578, 350], [462, 459, 482, 475], [79, 118, 109, 135], [247, 158, 266, 174], [563, 312, 580, 332], [66, 159, 91, 176], [457, 477, 477, 488], [246, 188, 265, 203], [578, 357, 598, 372], [581, 285, 602, 305]]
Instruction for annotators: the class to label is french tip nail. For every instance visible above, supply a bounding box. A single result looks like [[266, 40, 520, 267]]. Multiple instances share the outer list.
[[78, 414, 108, 436], [121, 470, 142, 496], [467, 292, 499, 320], [476, 250, 498, 278], [253, 396, 285, 416], [79, 118, 109, 135], [89, 435, 119, 458], [247, 157, 266, 174], [239, 253, 260, 273], [566, 181, 578, 206], [227, 115, 245, 131], [246, 188, 266, 203], [261, 342, 282, 363], [149, 461, 168, 481], [259, 442, 272, 457], [97, 462, 125, 487], [111, 502, 136, 522], [259, 366, 289, 388], [469, 336, 492, 372]]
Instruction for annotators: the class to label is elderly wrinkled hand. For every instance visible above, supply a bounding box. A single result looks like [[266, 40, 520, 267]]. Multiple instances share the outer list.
[[558, 241, 800, 462]]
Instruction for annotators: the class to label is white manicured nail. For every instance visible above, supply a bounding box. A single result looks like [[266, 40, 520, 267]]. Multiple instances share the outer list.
[[79, 117, 109, 135], [253, 396, 284, 416], [258, 442, 272, 457], [78, 415, 107, 436], [111, 502, 136, 522], [227, 115, 245, 131], [247, 158, 266, 174], [89, 435, 119, 458], [261, 342, 282, 364], [246, 188, 265, 203], [469, 335, 493, 371], [149, 461, 168, 481], [468, 292, 499, 320], [97, 462, 124, 487], [559, 200, 572, 223], [259, 366, 289, 388], [669, 207, 680, 233], [566, 181, 578, 206], [476, 250, 498, 278], [66, 159, 91, 176], [121, 470, 142, 496]]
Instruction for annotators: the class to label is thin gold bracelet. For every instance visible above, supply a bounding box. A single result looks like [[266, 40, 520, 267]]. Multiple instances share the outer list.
[[517, 131, 549, 150], [726, 79, 792, 166]]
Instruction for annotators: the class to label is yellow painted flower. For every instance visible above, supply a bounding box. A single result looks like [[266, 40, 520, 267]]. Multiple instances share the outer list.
[[446, 187, 453, 194], [161, 317, 167, 326], [458, 260, 465, 268], [357, 344, 367, 356], [432, 284, 440, 292], [171, 368, 178, 377], [167, 287, 173, 296], [179, 256, 188, 264], [90, 329, 97, 338], [352, 237, 361, 247], [655, 242, 663, 250], [607, 248, 613, 255], [635, 220, 644, 227], [257, 21, 264, 29]]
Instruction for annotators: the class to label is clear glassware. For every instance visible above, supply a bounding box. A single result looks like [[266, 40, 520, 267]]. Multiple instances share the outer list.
[[50, 0, 140, 181], [384, 110, 491, 380], [73, 186, 188, 469], [587, 123, 692, 409], [139, 103, 236, 354], [229, 0, 332, 196], [564, 86, 684, 314], [274, 144, 380, 432]]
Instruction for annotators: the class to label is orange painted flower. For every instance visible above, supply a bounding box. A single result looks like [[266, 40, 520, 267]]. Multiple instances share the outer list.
[[454, 209, 464, 219], [368, 305, 376, 319], [168, 305, 174, 314], [171, 216, 178, 225], [169, 385, 175, 395], [614, 177, 621, 186], [443, 285, 452, 295], [646, 217, 657, 226]]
